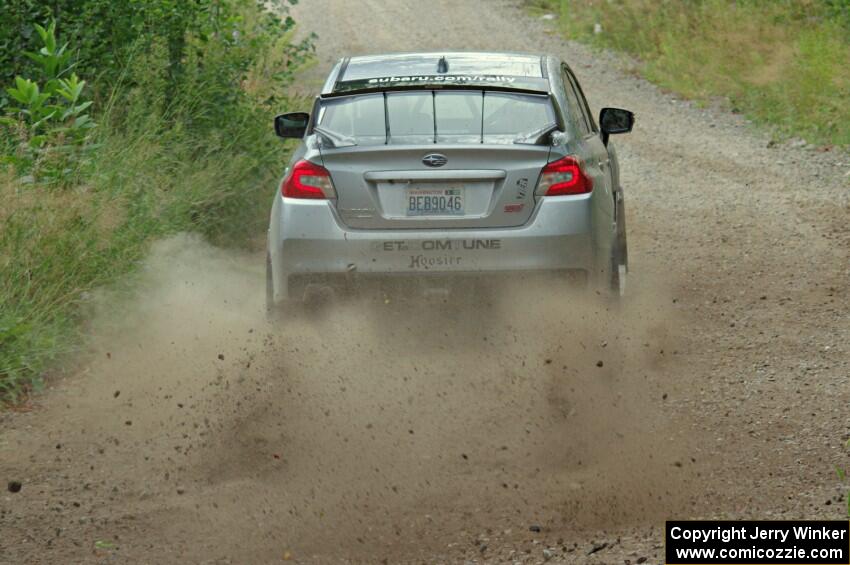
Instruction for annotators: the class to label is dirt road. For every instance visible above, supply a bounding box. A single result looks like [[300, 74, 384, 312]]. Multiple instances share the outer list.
[[2, 1, 848, 563]]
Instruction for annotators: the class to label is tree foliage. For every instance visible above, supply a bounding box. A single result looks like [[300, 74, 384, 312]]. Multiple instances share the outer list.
[[0, 0, 313, 180], [0, 0, 310, 103]]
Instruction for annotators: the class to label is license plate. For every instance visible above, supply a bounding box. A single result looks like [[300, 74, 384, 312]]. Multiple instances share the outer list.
[[406, 187, 465, 216]]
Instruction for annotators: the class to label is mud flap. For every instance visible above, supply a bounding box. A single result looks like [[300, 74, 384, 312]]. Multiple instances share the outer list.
[[610, 191, 629, 298]]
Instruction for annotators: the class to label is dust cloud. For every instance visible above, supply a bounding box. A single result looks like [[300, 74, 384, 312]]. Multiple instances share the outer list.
[[7, 233, 700, 562]]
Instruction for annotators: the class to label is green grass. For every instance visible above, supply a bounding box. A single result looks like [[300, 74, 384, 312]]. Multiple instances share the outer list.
[[531, 0, 850, 147], [0, 111, 297, 401]]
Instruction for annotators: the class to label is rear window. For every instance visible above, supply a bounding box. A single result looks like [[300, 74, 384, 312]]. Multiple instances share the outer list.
[[317, 91, 556, 146]]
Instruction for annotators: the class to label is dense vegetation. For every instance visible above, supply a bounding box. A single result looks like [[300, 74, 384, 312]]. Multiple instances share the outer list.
[[532, 0, 850, 147], [0, 0, 312, 401]]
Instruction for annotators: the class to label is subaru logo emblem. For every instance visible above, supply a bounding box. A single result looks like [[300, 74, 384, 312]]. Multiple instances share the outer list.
[[422, 153, 447, 167]]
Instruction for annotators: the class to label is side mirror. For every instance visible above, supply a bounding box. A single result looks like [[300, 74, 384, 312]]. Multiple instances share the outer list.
[[274, 112, 310, 139], [599, 107, 634, 145]]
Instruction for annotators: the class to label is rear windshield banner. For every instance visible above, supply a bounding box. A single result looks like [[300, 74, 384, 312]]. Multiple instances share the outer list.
[[333, 75, 549, 94]]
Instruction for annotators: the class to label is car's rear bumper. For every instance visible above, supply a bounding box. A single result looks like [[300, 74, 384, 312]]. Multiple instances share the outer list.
[[268, 194, 598, 302]]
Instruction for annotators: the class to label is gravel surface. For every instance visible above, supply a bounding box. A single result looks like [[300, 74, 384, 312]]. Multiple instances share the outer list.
[[1, 1, 848, 563]]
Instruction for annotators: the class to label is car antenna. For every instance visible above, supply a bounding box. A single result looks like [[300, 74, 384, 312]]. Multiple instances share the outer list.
[[437, 56, 449, 74]]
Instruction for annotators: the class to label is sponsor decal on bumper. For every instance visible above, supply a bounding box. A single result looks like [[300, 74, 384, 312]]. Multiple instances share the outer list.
[[407, 255, 463, 269], [373, 239, 502, 252]]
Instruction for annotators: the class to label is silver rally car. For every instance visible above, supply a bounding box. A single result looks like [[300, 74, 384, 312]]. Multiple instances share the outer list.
[[267, 51, 634, 312]]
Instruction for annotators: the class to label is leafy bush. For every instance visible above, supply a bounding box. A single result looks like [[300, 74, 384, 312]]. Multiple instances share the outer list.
[[0, 0, 313, 402], [1, 22, 95, 182], [0, 1, 311, 99]]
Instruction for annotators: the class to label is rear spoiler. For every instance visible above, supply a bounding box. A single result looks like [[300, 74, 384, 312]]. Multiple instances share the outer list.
[[324, 74, 550, 98]]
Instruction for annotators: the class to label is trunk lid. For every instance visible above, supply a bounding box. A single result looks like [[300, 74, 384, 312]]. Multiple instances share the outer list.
[[319, 144, 551, 229]]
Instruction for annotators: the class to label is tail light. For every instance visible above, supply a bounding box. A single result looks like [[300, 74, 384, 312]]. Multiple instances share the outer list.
[[536, 155, 593, 196], [281, 160, 335, 199]]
